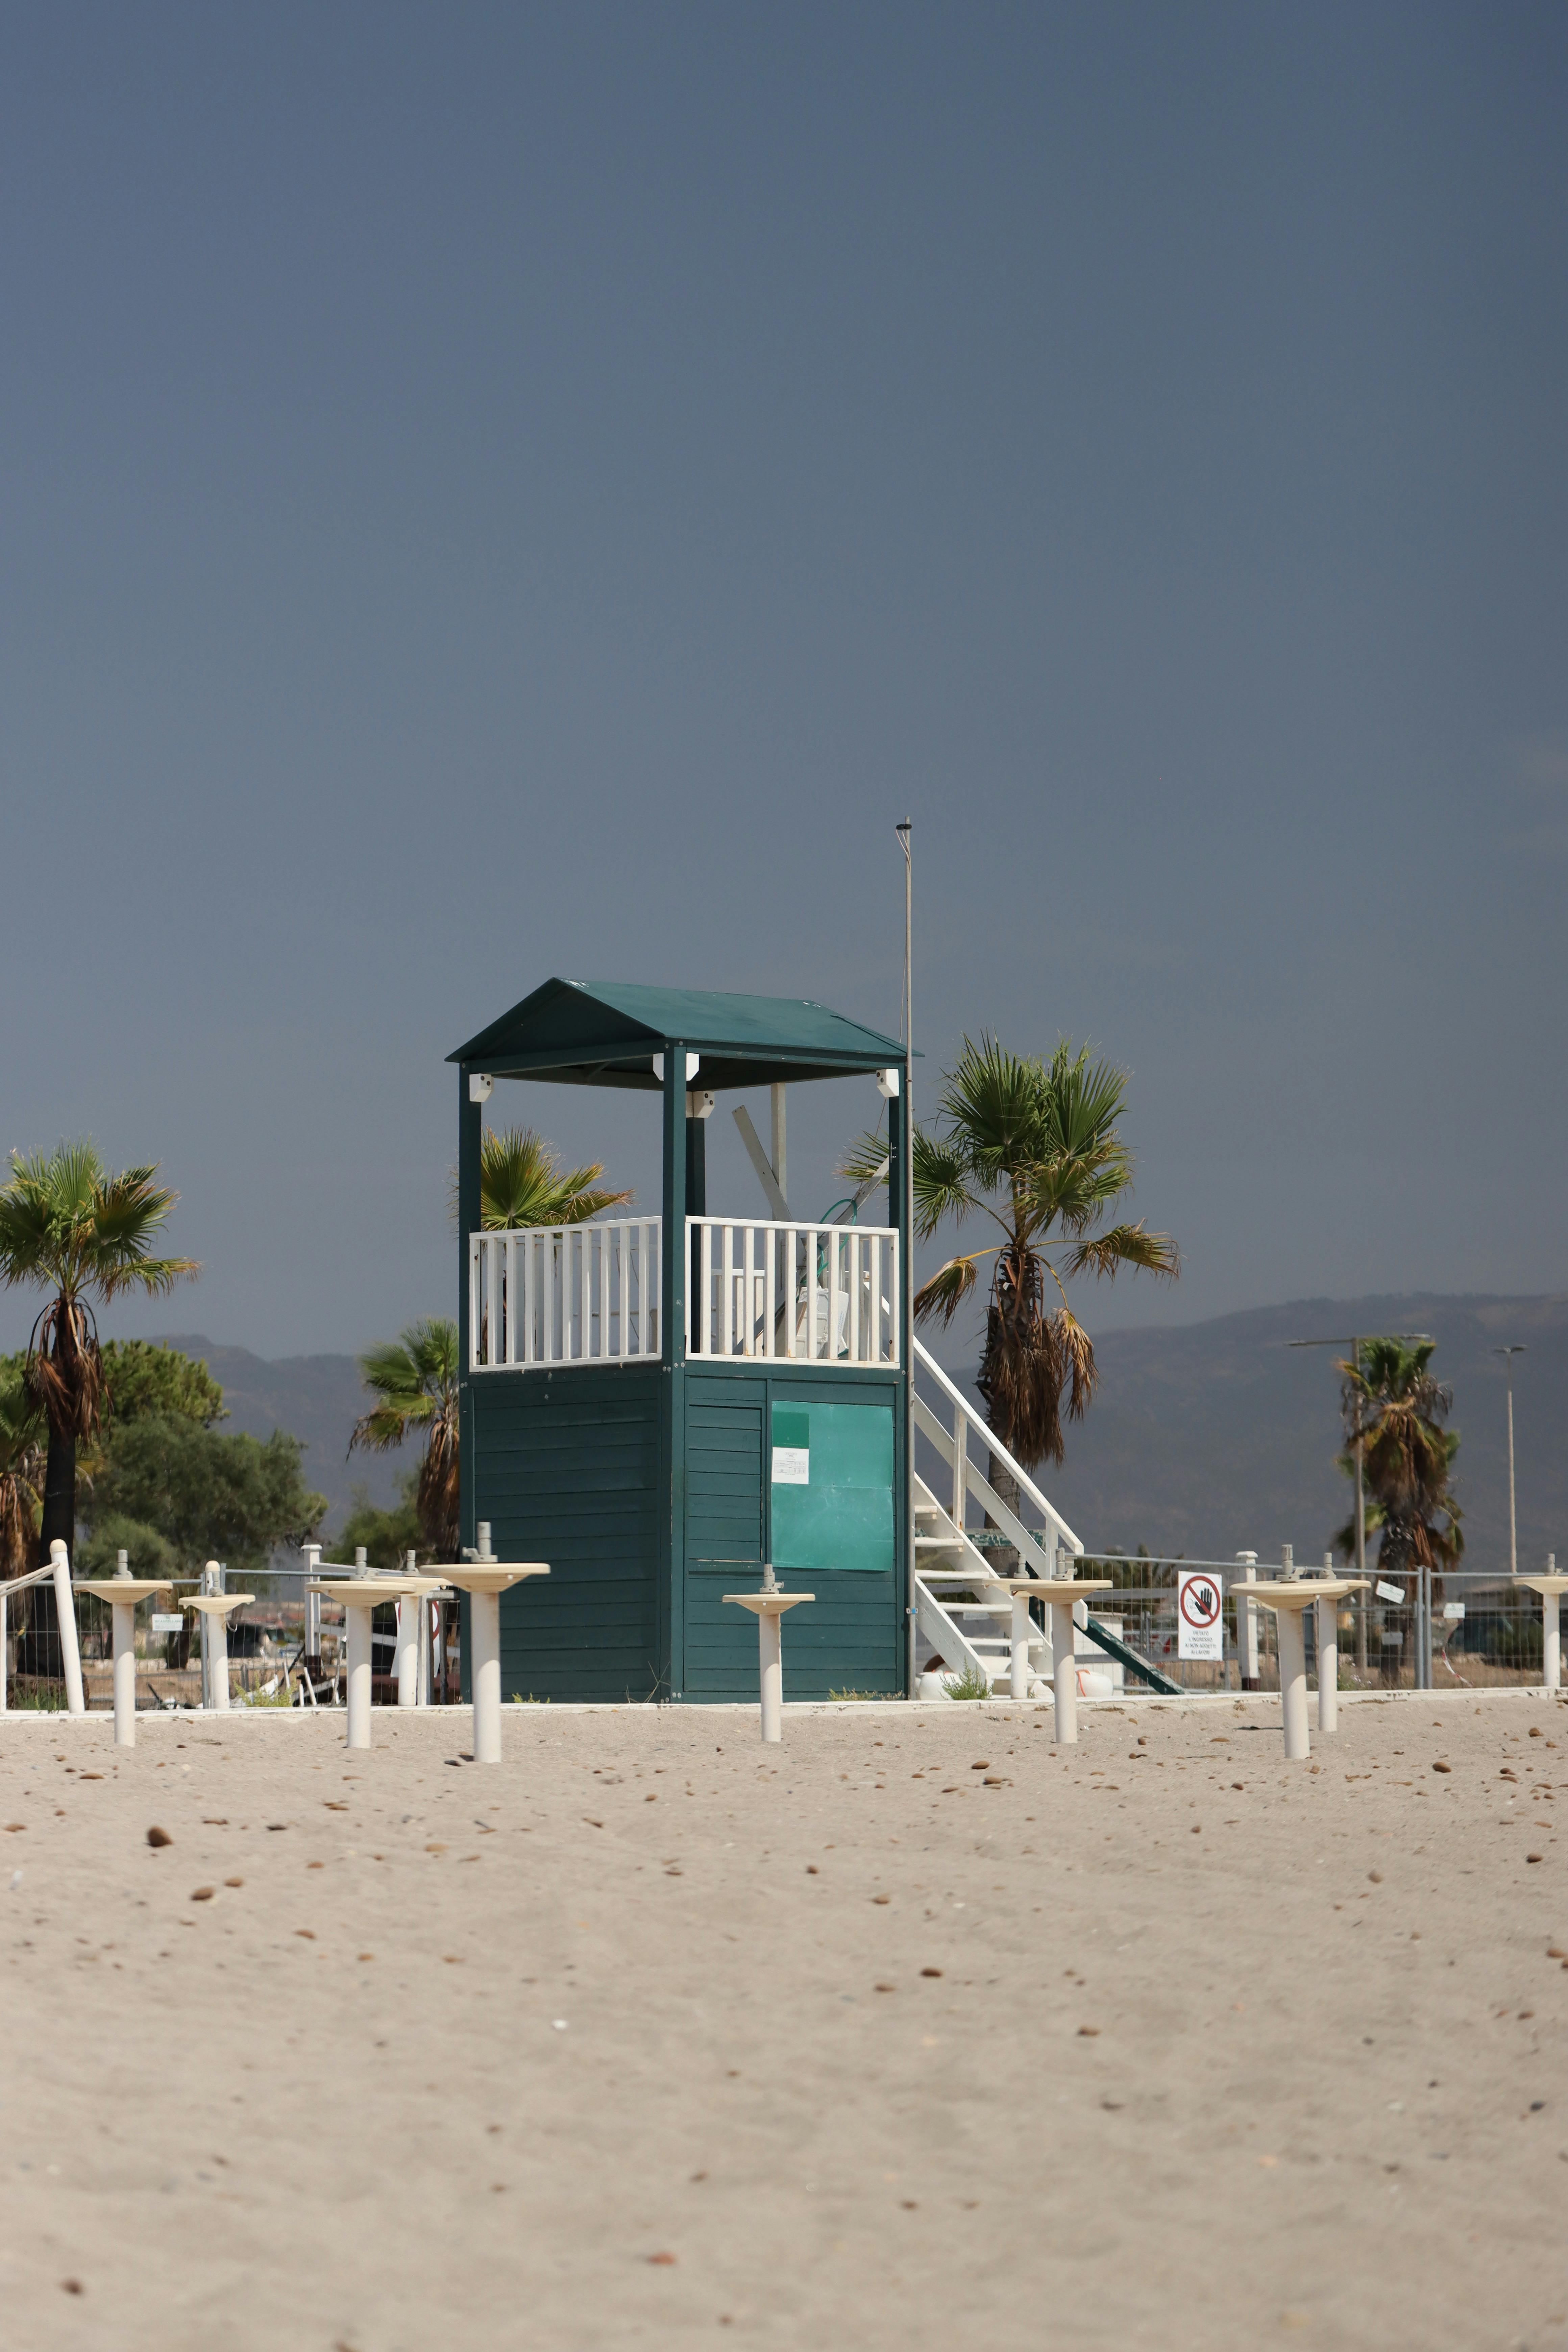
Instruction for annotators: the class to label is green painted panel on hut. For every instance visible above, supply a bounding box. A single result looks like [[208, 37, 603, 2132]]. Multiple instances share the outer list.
[[769, 1399, 894, 1574]]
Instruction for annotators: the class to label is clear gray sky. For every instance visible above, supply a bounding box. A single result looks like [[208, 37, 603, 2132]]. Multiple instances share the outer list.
[[2, 3, 1563, 1359]]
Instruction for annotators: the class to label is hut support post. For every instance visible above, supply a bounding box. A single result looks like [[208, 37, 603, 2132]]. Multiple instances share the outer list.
[[661, 1049, 688, 1700]]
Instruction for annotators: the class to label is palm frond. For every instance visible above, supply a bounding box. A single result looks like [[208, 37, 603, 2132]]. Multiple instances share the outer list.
[[349, 1318, 460, 1556], [913, 1252, 990, 1327], [0, 1145, 197, 1301], [1018, 1145, 1134, 1238], [937, 1037, 1052, 1181], [1051, 1307, 1097, 1424], [1039, 1039, 1132, 1159], [838, 1128, 891, 1188], [1057, 1222, 1180, 1282], [1336, 1338, 1462, 1576], [910, 1130, 975, 1241], [0, 1359, 45, 1577], [976, 1296, 1098, 1473], [349, 1396, 432, 1453], [479, 1128, 632, 1230]]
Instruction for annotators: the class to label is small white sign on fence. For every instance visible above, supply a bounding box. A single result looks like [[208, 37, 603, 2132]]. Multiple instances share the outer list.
[[1177, 1569, 1223, 1661], [150, 1614, 186, 1633], [1375, 1580, 1403, 1604]]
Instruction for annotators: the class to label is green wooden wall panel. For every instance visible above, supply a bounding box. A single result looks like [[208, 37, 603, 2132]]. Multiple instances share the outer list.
[[683, 1570, 900, 1698], [472, 1368, 662, 1701], [468, 1356, 904, 1705], [686, 1387, 766, 1573], [681, 1364, 902, 1699]]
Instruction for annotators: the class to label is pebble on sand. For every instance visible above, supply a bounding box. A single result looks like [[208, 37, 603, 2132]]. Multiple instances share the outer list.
[[146, 1827, 172, 1848]]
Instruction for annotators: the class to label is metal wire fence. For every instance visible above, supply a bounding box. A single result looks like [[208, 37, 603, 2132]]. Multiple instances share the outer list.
[[6, 1542, 1559, 1710], [0, 1554, 465, 1714], [1068, 1559, 1559, 1694]]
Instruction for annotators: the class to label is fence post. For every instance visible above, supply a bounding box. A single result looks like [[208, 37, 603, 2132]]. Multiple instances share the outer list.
[[50, 1542, 85, 1716], [1317, 1554, 1339, 1732], [1423, 1562, 1433, 1690], [1235, 1553, 1259, 1691], [210, 1562, 232, 1712], [199, 1560, 215, 1709], [1544, 1556, 1561, 1694], [396, 1551, 420, 1708], [303, 1544, 322, 1684]]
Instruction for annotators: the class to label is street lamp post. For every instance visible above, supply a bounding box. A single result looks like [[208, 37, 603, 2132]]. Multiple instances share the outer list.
[[1492, 1347, 1526, 1579]]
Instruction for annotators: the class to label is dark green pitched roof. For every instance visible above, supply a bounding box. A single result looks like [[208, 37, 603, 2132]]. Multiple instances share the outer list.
[[448, 978, 907, 1092]]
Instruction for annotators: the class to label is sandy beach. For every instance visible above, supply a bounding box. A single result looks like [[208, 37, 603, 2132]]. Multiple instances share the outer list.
[[2, 1688, 1564, 2351]]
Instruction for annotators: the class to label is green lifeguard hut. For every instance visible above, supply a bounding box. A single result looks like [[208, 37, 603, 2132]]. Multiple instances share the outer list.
[[449, 979, 912, 1703]]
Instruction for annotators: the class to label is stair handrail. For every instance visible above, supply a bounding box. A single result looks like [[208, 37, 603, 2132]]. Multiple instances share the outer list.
[[912, 1393, 1055, 1579], [912, 1336, 1083, 1553]]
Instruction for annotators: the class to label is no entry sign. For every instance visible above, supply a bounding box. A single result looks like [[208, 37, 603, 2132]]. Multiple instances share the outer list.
[[1177, 1568, 1224, 1662]]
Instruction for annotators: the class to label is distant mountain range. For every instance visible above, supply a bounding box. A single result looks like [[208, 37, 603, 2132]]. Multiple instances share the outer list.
[[154, 1334, 403, 1533], [976, 1292, 1566, 1572], [158, 1292, 1566, 1566]]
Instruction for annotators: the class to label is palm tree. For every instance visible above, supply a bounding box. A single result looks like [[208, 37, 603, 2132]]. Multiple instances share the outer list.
[[853, 1036, 1177, 1480], [0, 1145, 197, 1563], [0, 1360, 45, 1579], [478, 1128, 632, 1229], [1334, 1339, 1462, 1577], [349, 1319, 461, 1560]]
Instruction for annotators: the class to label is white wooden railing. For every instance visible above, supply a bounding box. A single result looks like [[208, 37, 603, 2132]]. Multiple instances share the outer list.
[[911, 1336, 1083, 1568], [469, 1220, 662, 1370], [685, 1217, 899, 1365]]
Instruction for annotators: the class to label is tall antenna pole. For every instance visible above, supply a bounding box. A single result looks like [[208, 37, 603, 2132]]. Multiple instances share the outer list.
[[897, 820, 914, 1698], [1508, 1377, 1517, 1577], [1352, 1337, 1366, 1673], [899, 820, 913, 1093], [1493, 1346, 1525, 1577]]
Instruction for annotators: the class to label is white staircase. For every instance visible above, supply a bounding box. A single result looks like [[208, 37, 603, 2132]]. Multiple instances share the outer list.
[[913, 1471, 1039, 1686], [911, 1337, 1115, 1695]]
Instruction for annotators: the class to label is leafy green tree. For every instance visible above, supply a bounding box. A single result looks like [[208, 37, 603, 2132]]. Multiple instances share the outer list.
[[1334, 1339, 1463, 1579], [349, 1320, 460, 1559], [75, 1512, 178, 1583], [478, 1127, 632, 1229], [100, 1340, 226, 1430], [334, 1472, 426, 1573], [0, 1144, 197, 1561], [849, 1036, 1177, 1474], [0, 1357, 45, 1579], [92, 1416, 325, 1579]]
